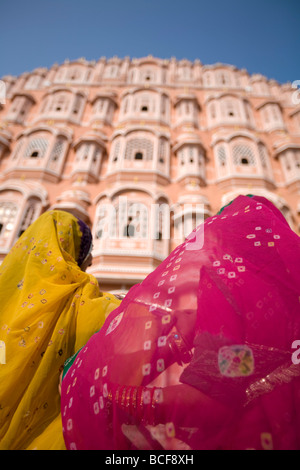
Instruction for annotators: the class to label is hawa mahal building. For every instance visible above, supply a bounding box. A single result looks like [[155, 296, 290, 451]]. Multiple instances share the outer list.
[[0, 55, 299, 293]]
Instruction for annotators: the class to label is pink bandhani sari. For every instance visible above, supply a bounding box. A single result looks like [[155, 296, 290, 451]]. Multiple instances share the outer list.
[[61, 195, 300, 450]]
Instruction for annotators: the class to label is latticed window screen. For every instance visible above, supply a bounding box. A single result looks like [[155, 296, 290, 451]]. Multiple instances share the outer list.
[[50, 138, 65, 163], [295, 150, 300, 169], [158, 140, 166, 162], [217, 146, 227, 166], [128, 202, 148, 238], [76, 144, 90, 162], [0, 202, 18, 239], [67, 67, 82, 81], [109, 201, 148, 239], [110, 201, 126, 238], [72, 95, 82, 115], [24, 75, 40, 90], [112, 140, 121, 162], [18, 202, 37, 237], [12, 140, 23, 160], [258, 144, 268, 168], [224, 100, 236, 117], [125, 138, 153, 160], [52, 93, 69, 112], [232, 144, 255, 166], [189, 146, 194, 161], [95, 206, 109, 239], [24, 138, 49, 159], [217, 72, 231, 86]]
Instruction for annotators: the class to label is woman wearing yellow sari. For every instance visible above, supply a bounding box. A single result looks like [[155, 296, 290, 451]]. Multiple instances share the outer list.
[[0, 210, 120, 449]]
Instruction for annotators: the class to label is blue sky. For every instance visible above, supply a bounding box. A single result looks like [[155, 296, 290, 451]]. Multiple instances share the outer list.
[[1, 0, 299, 84]]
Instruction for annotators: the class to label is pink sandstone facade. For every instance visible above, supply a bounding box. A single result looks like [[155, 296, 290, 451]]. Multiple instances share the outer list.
[[0, 55, 299, 293]]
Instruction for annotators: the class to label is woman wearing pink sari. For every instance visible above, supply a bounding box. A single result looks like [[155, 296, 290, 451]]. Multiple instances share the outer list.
[[61, 195, 300, 450]]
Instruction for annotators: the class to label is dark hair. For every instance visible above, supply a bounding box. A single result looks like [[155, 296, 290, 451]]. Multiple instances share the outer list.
[[76, 218, 93, 267]]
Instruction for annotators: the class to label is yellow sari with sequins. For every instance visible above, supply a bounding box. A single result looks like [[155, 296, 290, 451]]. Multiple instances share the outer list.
[[0, 210, 120, 449]]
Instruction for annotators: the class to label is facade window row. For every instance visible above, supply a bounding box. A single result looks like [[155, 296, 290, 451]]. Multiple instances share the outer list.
[[3, 88, 293, 134], [3, 63, 294, 100], [0, 185, 210, 262], [0, 184, 297, 265], [1, 126, 300, 188]]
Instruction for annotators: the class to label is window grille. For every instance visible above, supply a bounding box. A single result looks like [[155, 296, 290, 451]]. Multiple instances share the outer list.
[[125, 138, 153, 161], [112, 140, 121, 162], [24, 138, 48, 159], [95, 206, 109, 239], [12, 140, 23, 160], [159, 140, 166, 163], [50, 138, 65, 163], [258, 144, 268, 168], [232, 144, 255, 166], [52, 93, 69, 113], [72, 95, 82, 115]]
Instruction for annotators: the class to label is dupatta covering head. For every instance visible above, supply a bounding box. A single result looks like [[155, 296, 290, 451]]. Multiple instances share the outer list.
[[0, 210, 120, 449], [61, 196, 300, 450]]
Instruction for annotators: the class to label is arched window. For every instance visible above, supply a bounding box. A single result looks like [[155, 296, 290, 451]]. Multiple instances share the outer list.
[[6, 95, 34, 123], [221, 98, 238, 118], [132, 92, 155, 115], [278, 148, 300, 183], [232, 144, 255, 166], [107, 198, 149, 240], [24, 137, 49, 159], [66, 67, 83, 82], [125, 138, 153, 161], [51, 92, 70, 113], [140, 68, 156, 83], [259, 103, 284, 130]]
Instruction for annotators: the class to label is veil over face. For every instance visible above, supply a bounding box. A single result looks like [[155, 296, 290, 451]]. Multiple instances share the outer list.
[[61, 196, 300, 450], [0, 210, 120, 450]]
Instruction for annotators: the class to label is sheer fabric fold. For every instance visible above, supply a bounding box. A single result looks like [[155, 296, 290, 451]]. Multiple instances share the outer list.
[[61, 196, 300, 450], [0, 210, 120, 449]]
